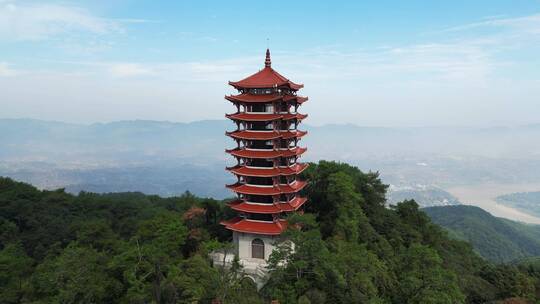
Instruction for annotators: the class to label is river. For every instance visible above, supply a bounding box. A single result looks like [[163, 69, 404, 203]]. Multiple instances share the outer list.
[[444, 183, 540, 225]]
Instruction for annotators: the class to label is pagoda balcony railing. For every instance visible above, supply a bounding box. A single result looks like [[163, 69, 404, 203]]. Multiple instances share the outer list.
[[242, 165, 274, 169], [247, 127, 274, 131], [283, 180, 298, 186], [278, 164, 299, 168], [237, 201, 300, 208], [241, 180, 299, 188], [245, 111, 275, 114], [232, 146, 304, 153], [247, 128, 275, 132], [243, 183, 275, 188], [244, 147, 276, 151], [238, 164, 302, 170], [243, 201, 275, 205], [247, 88, 275, 95], [242, 146, 298, 151], [230, 163, 301, 175], [243, 218, 276, 224], [237, 129, 275, 133], [233, 130, 305, 137], [240, 166, 273, 170], [240, 129, 295, 134], [242, 199, 296, 205]]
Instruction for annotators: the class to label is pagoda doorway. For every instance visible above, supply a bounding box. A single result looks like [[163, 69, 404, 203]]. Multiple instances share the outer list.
[[251, 238, 265, 259]]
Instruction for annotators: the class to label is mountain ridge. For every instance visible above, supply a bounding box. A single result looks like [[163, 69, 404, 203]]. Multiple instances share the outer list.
[[424, 205, 540, 263]]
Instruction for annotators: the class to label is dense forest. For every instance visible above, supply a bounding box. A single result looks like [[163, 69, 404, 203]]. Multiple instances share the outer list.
[[1, 161, 540, 303]]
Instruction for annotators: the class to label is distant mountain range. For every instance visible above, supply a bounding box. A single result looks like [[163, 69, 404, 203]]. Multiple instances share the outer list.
[[2, 118, 540, 202], [3, 118, 540, 162], [424, 205, 540, 263]]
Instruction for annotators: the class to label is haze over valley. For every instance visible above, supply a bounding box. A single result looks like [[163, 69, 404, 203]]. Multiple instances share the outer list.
[[3, 118, 540, 223]]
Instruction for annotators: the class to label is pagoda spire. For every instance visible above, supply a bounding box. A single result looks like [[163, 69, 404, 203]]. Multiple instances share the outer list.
[[265, 48, 271, 67]]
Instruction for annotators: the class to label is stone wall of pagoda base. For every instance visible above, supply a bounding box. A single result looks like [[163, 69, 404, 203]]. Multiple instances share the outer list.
[[210, 231, 293, 289], [233, 231, 281, 288], [234, 231, 279, 263]]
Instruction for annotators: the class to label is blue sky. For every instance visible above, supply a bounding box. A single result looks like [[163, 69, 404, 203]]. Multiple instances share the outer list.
[[1, 0, 540, 126]]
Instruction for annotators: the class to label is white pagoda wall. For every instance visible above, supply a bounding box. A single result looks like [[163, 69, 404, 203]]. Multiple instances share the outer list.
[[210, 231, 292, 288], [234, 231, 278, 263]]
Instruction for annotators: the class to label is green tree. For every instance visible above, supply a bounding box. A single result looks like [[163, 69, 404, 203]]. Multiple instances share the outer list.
[[71, 218, 119, 252], [331, 240, 392, 302], [30, 242, 121, 303], [113, 211, 188, 303], [162, 254, 218, 303], [2, 160, 540, 304], [326, 172, 364, 242], [395, 244, 465, 304], [0, 242, 34, 303], [264, 214, 335, 303]]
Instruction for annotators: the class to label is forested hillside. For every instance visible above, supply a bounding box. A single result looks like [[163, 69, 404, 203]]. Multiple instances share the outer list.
[[424, 205, 540, 263], [1, 161, 540, 303]]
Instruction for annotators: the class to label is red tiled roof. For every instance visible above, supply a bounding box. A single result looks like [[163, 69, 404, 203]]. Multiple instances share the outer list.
[[283, 113, 308, 120], [227, 163, 309, 177], [226, 130, 307, 140], [226, 180, 307, 195], [228, 197, 308, 214], [229, 67, 303, 90], [227, 130, 279, 140], [282, 130, 307, 139], [226, 113, 281, 121], [226, 147, 307, 159], [225, 93, 308, 104], [221, 217, 288, 235], [225, 112, 308, 122], [226, 94, 281, 103]]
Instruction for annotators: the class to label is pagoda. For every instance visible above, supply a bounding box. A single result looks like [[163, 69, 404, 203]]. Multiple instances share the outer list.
[[219, 49, 309, 282]]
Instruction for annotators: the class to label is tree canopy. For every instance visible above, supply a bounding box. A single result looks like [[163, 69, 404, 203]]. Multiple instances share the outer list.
[[1, 161, 539, 303]]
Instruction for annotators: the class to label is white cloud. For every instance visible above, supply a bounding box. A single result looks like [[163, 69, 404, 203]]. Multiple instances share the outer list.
[[1, 48, 538, 127], [1, 12, 539, 126], [265, 42, 494, 89], [108, 63, 153, 78], [0, 62, 17, 76], [0, 2, 121, 40], [442, 14, 540, 34]]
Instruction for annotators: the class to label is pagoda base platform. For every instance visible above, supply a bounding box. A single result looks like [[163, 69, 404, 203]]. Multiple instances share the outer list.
[[210, 250, 268, 290], [210, 231, 290, 289]]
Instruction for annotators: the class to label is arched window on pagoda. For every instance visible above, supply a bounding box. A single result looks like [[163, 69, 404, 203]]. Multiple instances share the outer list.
[[251, 238, 265, 259]]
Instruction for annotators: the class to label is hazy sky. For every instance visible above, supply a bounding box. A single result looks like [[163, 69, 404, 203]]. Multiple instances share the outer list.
[[1, 0, 540, 126]]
